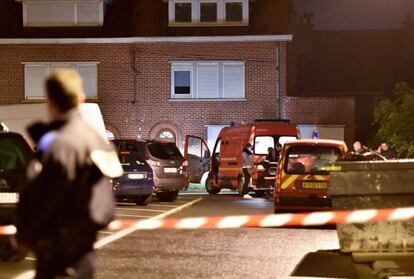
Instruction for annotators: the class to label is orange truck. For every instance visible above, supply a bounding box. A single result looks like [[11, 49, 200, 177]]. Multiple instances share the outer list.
[[184, 120, 299, 196]]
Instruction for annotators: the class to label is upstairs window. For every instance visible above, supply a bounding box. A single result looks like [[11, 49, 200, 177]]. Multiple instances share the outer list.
[[200, 3, 217, 22], [17, 0, 104, 27], [168, 0, 249, 26], [226, 2, 243, 22], [23, 62, 99, 100], [175, 3, 192, 22]]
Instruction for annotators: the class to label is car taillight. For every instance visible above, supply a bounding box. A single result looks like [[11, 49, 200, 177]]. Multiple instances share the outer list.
[[147, 159, 161, 167]]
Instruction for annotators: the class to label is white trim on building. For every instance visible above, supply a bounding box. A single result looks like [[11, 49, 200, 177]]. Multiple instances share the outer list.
[[0, 35, 293, 44]]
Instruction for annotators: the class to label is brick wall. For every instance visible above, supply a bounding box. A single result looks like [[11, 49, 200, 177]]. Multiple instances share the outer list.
[[0, 40, 355, 148], [281, 96, 355, 145]]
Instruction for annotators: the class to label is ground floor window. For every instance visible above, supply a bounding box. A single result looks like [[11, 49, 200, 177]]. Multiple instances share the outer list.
[[156, 129, 176, 143], [23, 62, 99, 100], [171, 61, 245, 100]]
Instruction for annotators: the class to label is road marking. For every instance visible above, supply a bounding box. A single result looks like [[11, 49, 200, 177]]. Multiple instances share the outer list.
[[13, 197, 203, 279], [94, 197, 202, 249], [115, 214, 150, 218], [117, 208, 167, 213], [147, 204, 177, 208]]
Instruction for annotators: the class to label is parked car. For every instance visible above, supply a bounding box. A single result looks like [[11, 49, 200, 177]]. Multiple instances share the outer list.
[[0, 131, 33, 261], [113, 149, 154, 206], [111, 139, 187, 202], [273, 139, 348, 213]]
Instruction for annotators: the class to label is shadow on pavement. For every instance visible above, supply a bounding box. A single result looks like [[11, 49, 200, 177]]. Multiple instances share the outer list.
[[290, 250, 377, 279]]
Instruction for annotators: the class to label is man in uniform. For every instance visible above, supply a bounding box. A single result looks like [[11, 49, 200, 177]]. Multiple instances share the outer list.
[[16, 69, 122, 278]]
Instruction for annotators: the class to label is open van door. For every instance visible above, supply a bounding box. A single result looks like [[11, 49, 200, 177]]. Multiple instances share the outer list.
[[184, 135, 210, 183]]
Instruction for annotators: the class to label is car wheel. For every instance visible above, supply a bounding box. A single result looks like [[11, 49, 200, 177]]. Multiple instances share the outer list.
[[156, 190, 179, 202], [135, 194, 152, 206], [238, 176, 248, 197], [205, 174, 220, 195]]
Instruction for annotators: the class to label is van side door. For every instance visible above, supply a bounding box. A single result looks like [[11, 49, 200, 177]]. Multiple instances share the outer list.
[[184, 135, 210, 183]]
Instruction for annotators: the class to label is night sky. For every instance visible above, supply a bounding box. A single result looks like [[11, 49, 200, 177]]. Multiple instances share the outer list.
[[294, 0, 414, 30]]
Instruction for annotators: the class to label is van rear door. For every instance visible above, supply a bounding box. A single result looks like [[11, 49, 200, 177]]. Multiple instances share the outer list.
[[184, 135, 210, 183]]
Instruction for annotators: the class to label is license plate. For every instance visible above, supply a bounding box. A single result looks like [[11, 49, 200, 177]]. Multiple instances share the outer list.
[[0, 193, 19, 204], [128, 173, 145, 179], [302, 182, 327, 189], [164, 167, 177, 173]]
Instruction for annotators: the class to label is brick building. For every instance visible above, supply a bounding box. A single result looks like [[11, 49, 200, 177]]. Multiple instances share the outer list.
[[0, 0, 355, 148]]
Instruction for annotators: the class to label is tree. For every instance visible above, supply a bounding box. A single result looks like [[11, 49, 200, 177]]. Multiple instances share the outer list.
[[374, 82, 414, 158]]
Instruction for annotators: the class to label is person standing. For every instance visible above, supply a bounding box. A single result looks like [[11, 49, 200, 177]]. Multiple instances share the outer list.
[[241, 143, 253, 198], [16, 69, 122, 278]]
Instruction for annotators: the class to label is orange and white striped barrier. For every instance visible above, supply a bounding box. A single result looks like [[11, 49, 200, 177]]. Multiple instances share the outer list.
[[2, 207, 414, 235]]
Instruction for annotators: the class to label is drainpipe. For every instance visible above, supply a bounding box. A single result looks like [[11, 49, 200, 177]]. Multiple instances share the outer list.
[[276, 43, 281, 119]]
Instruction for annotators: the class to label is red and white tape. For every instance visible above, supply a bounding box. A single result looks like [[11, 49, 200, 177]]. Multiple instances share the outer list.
[[107, 207, 414, 231], [1, 207, 414, 236]]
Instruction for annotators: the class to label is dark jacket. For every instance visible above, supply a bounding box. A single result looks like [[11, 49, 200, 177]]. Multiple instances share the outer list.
[[16, 109, 122, 266]]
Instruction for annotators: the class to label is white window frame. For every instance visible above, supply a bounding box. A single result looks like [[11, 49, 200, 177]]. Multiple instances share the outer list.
[[19, 0, 104, 27], [22, 62, 99, 101], [170, 61, 245, 101], [171, 63, 194, 99], [168, 0, 249, 26]]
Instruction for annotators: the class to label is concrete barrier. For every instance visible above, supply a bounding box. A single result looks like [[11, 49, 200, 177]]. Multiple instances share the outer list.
[[328, 160, 414, 255]]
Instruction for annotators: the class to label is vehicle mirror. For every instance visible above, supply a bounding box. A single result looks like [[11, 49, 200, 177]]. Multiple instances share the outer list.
[[204, 150, 211, 158]]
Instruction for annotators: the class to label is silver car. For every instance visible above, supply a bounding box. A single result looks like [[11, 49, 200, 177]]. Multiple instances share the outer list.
[[111, 139, 188, 202]]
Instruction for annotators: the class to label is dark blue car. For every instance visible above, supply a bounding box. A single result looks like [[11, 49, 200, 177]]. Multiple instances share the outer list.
[[113, 150, 154, 206]]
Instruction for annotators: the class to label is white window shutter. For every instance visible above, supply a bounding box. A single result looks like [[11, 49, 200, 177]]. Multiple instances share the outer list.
[[223, 63, 244, 98], [197, 64, 218, 98], [77, 2, 102, 26], [25, 2, 75, 27], [25, 65, 48, 100], [76, 64, 98, 98]]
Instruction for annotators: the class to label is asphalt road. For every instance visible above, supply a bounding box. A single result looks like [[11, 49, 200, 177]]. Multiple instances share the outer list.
[[96, 192, 341, 279], [2, 191, 385, 279]]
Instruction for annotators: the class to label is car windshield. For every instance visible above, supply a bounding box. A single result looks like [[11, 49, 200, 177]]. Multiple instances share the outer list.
[[147, 142, 182, 160], [118, 151, 147, 166], [285, 146, 341, 174], [0, 136, 32, 172]]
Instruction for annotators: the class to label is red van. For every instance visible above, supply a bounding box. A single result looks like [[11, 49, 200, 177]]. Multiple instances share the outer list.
[[185, 121, 299, 196], [273, 139, 348, 212]]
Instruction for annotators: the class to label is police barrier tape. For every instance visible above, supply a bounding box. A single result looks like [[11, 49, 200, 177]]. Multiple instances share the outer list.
[[2, 207, 413, 236]]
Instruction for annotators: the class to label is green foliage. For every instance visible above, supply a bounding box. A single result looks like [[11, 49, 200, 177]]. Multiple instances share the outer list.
[[374, 82, 414, 158]]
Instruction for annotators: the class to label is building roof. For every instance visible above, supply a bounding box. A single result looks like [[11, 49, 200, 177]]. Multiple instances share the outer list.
[[0, 0, 292, 39]]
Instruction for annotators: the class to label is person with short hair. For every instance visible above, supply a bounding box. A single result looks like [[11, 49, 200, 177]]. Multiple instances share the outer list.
[[377, 142, 397, 160], [17, 69, 122, 279]]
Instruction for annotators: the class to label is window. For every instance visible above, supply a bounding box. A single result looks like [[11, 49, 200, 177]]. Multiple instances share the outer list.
[[168, 0, 248, 26], [171, 61, 244, 100], [200, 3, 217, 22], [285, 146, 341, 174], [175, 3, 192, 22], [173, 68, 192, 96], [20, 0, 104, 27], [157, 129, 176, 143], [23, 62, 99, 100], [226, 2, 243, 22]]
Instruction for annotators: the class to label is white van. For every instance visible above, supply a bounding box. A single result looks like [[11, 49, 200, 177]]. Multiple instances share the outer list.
[[0, 103, 107, 145]]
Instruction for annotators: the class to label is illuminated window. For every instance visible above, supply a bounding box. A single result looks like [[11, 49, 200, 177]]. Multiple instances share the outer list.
[[157, 129, 176, 143]]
